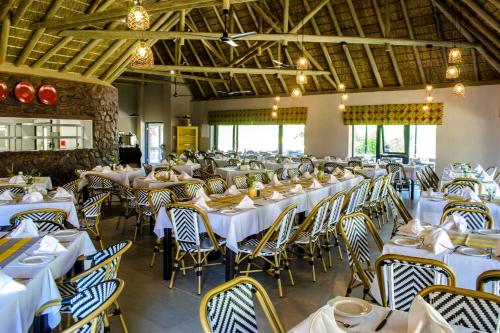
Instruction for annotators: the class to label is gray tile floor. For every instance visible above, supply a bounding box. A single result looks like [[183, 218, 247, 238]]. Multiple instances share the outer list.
[[99, 192, 419, 332]]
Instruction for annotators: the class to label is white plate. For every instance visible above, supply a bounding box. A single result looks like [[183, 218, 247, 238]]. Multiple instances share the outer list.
[[456, 247, 490, 257], [392, 237, 421, 247], [51, 229, 79, 239], [328, 297, 373, 318], [19, 255, 54, 265], [220, 209, 239, 215], [475, 229, 500, 236]]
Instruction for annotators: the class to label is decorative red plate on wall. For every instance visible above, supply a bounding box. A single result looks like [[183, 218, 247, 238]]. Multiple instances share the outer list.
[[14, 82, 35, 103], [38, 84, 57, 105], [0, 81, 7, 101]]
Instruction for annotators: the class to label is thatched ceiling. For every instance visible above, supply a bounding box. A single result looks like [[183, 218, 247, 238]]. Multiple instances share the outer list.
[[0, 0, 499, 100]]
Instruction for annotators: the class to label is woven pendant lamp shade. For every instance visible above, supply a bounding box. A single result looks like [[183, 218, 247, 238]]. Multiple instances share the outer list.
[[127, 5, 150, 30], [448, 48, 462, 64], [131, 41, 154, 67], [452, 83, 465, 96]]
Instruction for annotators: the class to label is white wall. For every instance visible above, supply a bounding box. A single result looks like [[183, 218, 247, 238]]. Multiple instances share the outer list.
[[191, 84, 500, 173]]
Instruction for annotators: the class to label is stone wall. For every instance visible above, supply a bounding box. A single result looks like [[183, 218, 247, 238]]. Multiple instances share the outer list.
[[0, 72, 118, 185]]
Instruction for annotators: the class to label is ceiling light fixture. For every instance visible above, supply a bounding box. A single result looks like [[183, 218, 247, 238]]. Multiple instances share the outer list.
[[274, 96, 281, 102], [296, 56, 309, 70], [127, 0, 150, 31], [296, 72, 308, 85], [338, 83, 346, 92], [291, 87, 302, 98], [131, 41, 154, 67], [338, 103, 345, 111], [448, 48, 462, 64], [452, 82, 465, 97], [341, 93, 348, 101], [445, 65, 459, 79]]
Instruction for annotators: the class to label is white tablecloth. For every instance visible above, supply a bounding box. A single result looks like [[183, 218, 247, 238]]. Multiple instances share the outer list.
[[215, 167, 268, 185], [264, 161, 300, 178], [0, 177, 53, 191], [355, 168, 387, 179], [133, 177, 200, 189], [154, 177, 362, 252], [0, 200, 79, 227], [81, 169, 145, 186], [0, 232, 96, 332], [415, 197, 500, 228], [173, 164, 200, 176]]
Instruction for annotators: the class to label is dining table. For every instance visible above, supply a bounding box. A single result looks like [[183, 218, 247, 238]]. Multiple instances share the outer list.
[[155, 163, 201, 177], [80, 168, 145, 187], [215, 167, 269, 185], [154, 176, 363, 282], [263, 161, 301, 178], [0, 231, 96, 333], [133, 176, 201, 189], [0, 177, 53, 191]]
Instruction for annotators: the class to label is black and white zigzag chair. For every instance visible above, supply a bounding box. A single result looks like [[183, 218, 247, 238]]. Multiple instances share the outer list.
[[444, 178, 483, 194], [386, 162, 412, 195], [419, 285, 500, 333], [286, 167, 299, 179], [226, 158, 239, 167], [232, 176, 248, 189], [375, 254, 456, 311], [80, 193, 110, 249], [205, 177, 227, 195], [132, 188, 153, 242], [0, 184, 25, 194], [183, 181, 206, 200], [115, 183, 135, 231], [320, 191, 347, 267], [289, 195, 331, 282], [10, 208, 67, 232], [167, 204, 226, 294], [441, 207, 494, 230], [387, 185, 413, 236], [338, 212, 384, 300], [62, 179, 82, 207], [344, 179, 371, 215], [236, 204, 297, 297], [363, 175, 385, 228], [199, 276, 285, 333], [85, 174, 114, 201], [477, 270, 500, 296]]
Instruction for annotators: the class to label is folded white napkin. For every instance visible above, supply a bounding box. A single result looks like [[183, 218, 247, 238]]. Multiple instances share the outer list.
[[336, 158, 343, 162], [269, 191, 285, 200], [302, 171, 312, 179], [251, 165, 260, 170], [185, 160, 193, 165], [0, 190, 13, 200], [193, 196, 214, 211], [333, 168, 343, 177], [311, 157, 317, 161], [327, 174, 339, 184], [474, 164, 484, 174], [343, 170, 354, 179], [423, 228, 454, 255], [22, 192, 43, 203], [195, 188, 211, 201], [116, 165, 124, 171], [309, 178, 323, 189], [9, 219, 39, 238], [34, 184, 47, 195], [144, 171, 157, 181], [235, 195, 255, 209], [179, 171, 191, 180], [170, 174, 179, 182], [92, 165, 103, 172], [290, 184, 304, 194], [101, 166, 111, 173], [456, 187, 481, 202], [407, 296, 453, 333], [9, 175, 25, 185], [53, 187, 72, 198], [0, 271, 26, 293], [308, 306, 344, 333], [399, 219, 424, 235], [442, 214, 468, 233], [33, 235, 68, 255], [291, 175, 300, 183], [270, 174, 282, 186], [313, 168, 319, 175], [224, 185, 240, 195], [482, 172, 494, 182]]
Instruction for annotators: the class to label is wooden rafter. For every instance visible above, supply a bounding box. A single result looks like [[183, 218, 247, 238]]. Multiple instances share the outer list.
[[460, 0, 500, 34], [141, 65, 331, 76], [399, 0, 426, 84], [0, 14, 10, 65], [0, 0, 16, 22], [12, 0, 34, 26]]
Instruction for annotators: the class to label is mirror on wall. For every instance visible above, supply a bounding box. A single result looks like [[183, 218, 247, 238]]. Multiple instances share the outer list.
[[0, 117, 93, 152]]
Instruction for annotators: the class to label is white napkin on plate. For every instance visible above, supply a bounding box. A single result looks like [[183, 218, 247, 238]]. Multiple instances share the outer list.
[[124, 165, 134, 172], [101, 166, 111, 173], [235, 195, 255, 209], [269, 191, 285, 200], [33, 235, 68, 255], [22, 192, 43, 203], [144, 171, 157, 181], [9, 219, 39, 238], [308, 306, 344, 333], [170, 174, 179, 182], [423, 228, 454, 255], [456, 187, 481, 202], [343, 170, 354, 179], [291, 175, 300, 183], [185, 160, 193, 165], [179, 171, 191, 180], [474, 164, 484, 174], [302, 171, 312, 179], [309, 178, 323, 189], [34, 184, 47, 195], [482, 172, 494, 182], [327, 174, 339, 184], [442, 214, 468, 233], [399, 219, 424, 235], [0, 190, 13, 200], [53, 187, 72, 198], [407, 296, 453, 333], [270, 174, 282, 186], [290, 184, 304, 194], [9, 175, 25, 185], [224, 185, 240, 195], [0, 271, 26, 293], [193, 196, 214, 212], [194, 188, 211, 201]]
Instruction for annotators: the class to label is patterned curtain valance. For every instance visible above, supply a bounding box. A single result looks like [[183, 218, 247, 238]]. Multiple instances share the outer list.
[[208, 107, 307, 125], [342, 103, 444, 125]]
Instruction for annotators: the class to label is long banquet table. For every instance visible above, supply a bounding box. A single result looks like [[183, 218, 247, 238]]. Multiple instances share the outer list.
[[0, 177, 53, 191], [0, 198, 79, 227], [80, 168, 145, 186], [154, 176, 363, 281]]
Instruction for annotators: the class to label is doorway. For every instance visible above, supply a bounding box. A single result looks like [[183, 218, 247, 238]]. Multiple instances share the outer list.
[[145, 123, 164, 164]]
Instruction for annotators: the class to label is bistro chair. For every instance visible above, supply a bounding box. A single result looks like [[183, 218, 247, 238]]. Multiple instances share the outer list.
[[80, 192, 110, 249], [347, 160, 363, 168], [249, 160, 265, 170], [288, 196, 331, 282], [132, 188, 154, 242], [418, 285, 500, 333], [199, 276, 285, 333], [324, 162, 344, 174], [56, 241, 131, 332], [247, 172, 269, 184], [385, 162, 412, 196], [114, 183, 135, 231], [232, 175, 249, 189], [36, 279, 125, 333], [203, 157, 218, 174], [0, 184, 25, 194], [226, 158, 239, 167], [184, 181, 207, 200], [422, 165, 439, 187], [375, 254, 456, 311], [85, 174, 114, 201], [10, 208, 67, 232], [387, 185, 413, 236], [443, 200, 490, 213], [477, 270, 500, 296], [343, 179, 371, 215], [166, 203, 226, 294], [61, 179, 82, 205], [442, 178, 482, 194], [286, 167, 300, 179], [416, 170, 432, 192], [236, 204, 297, 297], [74, 169, 88, 178], [298, 162, 313, 175], [143, 163, 153, 175], [440, 207, 494, 230], [154, 166, 170, 173], [338, 212, 384, 300], [376, 174, 392, 226], [205, 177, 227, 195], [320, 191, 346, 266], [362, 175, 385, 228]]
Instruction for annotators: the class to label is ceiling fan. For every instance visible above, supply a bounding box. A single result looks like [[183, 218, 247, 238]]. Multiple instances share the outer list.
[[216, 75, 252, 96], [219, 8, 256, 47], [172, 78, 191, 98], [268, 45, 295, 69]]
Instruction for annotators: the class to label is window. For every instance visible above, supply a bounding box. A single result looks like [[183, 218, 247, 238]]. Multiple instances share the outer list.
[[381, 125, 405, 154], [352, 125, 377, 159], [282, 125, 305, 155], [145, 123, 164, 164], [410, 125, 436, 163], [216, 125, 234, 151], [238, 125, 279, 153]]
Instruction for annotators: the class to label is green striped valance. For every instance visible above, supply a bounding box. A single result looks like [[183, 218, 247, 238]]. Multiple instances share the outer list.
[[342, 103, 444, 125], [208, 107, 307, 125]]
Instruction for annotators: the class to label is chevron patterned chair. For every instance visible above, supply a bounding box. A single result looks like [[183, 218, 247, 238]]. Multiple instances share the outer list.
[[416, 170, 432, 192], [385, 162, 412, 196], [205, 177, 227, 195], [362, 175, 385, 228], [376, 174, 392, 226], [422, 165, 439, 187], [184, 181, 207, 200], [347, 160, 363, 168], [440, 207, 494, 230], [324, 162, 344, 174], [85, 174, 114, 203], [166, 203, 226, 294], [387, 185, 413, 236], [236, 203, 297, 297], [249, 160, 265, 170], [375, 254, 456, 311], [477, 270, 500, 296], [10, 208, 67, 232], [148, 188, 178, 267], [288, 195, 331, 282], [132, 188, 153, 242], [62, 179, 82, 206], [232, 175, 249, 189], [443, 200, 489, 213], [36, 279, 125, 333], [114, 183, 135, 232], [320, 191, 347, 267], [203, 157, 218, 175], [199, 276, 285, 333], [80, 193, 110, 249], [343, 179, 371, 215], [226, 158, 240, 167], [418, 285, 500, 333], [286, 167, 300, 179], [442, 178, 482, 194], [338, 212, 384, 300], [247, 172, 269, 184], [0, 184, 25, 194], [55, 241, 131, 332], [298, 162, 313, 175]]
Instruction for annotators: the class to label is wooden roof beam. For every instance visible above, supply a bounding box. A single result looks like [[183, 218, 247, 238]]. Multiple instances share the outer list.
[[400, 0, 426, 84], [126, 68, 227, 84], [12, 0, 34, 26], [0, 14, 11, 65], [0, 0, 16, 22], [116, 76, 189, 86], [460, 0, 500, 34], [141, 65, 331, 76], [186, 39, 220, 97]]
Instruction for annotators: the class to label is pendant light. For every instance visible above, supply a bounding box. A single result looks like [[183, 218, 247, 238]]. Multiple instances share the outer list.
[[452, 82, 465, 96], [272, 104, 279, 118], [131, 41, 154, 67], [127, 0, 150, 31], [338, 103, 345, 111], [296, 56, 309, 70], [291, 87, 302, 98], [296, 71, 308, 84], [338, 83, 346, 92], [448, 48, 462, 64], [422, 104, 430, 112], [445, 65, 459, 79]]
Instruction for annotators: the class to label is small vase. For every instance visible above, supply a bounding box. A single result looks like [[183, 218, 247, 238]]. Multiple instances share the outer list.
[[248, 186, 257, 198]]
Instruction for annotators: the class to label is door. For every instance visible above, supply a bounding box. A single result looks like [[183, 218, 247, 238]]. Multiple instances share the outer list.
[[378, 125, 409, 163], [145, 123, 164, 163]]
